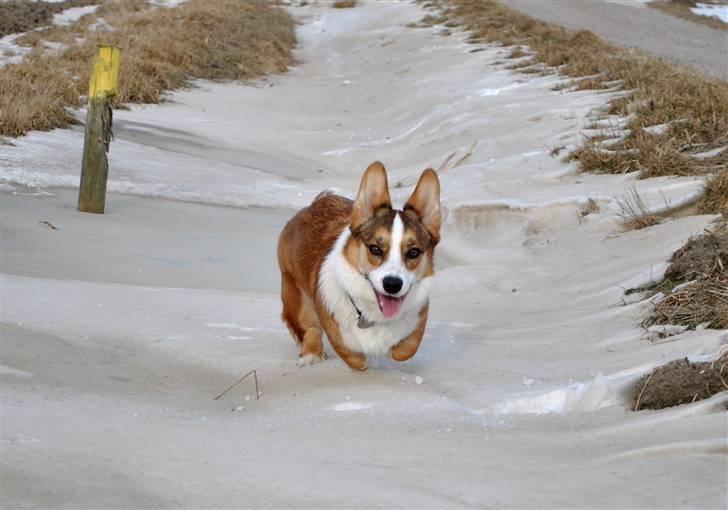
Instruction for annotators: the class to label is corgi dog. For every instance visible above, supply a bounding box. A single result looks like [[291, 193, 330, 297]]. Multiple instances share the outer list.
[[277, 162, 440, 370]]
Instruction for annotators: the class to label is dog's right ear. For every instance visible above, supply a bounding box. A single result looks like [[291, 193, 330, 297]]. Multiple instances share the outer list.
[[351, 161, 391, 234]]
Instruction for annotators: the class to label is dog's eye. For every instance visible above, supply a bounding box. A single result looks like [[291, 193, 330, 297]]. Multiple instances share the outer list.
[[406, 248, 422, 259], [369, 245, 383, 257]]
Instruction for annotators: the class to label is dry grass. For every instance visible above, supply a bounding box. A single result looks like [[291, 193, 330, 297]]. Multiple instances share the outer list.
[[0, 0, 296, 137], [698, 170, 728, 215], [649, 0, 728, 31], [332, 0, 357, 8], [615, 187, 662, 230], [425, 0, 728, 215], [645, 222, 728, 329], [0, 0, 97, 37], [576, 197, 600, 223], [650, 264, 728, 329]]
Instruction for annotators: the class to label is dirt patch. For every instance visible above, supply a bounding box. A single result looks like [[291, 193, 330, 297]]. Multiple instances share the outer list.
[[649, 0, 728, 31], [332, 0, 357, 8], [631, 353, 728, 411], [0, 0, 97, 37], [665, 222, 728, 281], [0, 0, 296, 138], [428, 0, 728, 215]]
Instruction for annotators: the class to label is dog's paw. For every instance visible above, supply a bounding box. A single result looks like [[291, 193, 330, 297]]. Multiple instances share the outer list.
[[297, 352, 327, 367]]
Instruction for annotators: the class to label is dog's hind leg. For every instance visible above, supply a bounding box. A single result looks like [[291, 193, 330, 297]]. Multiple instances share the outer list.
[[281, 272, 325, 366]]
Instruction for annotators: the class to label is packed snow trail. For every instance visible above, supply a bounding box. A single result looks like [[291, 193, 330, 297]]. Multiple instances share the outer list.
[[1, 2, 725, 508]]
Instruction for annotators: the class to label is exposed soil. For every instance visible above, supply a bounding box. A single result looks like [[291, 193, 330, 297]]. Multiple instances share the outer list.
[[631, 354, 728, 411], [665, 222, 728, 281], [0, 0, 96, 37]]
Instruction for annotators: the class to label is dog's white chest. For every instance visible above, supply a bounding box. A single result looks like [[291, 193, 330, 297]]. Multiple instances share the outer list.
[[318, 228, 430, 356], [337, 308, 421, 356]]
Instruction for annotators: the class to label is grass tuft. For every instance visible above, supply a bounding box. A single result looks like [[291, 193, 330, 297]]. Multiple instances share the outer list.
[[576, 198, 600, 223], [698, 170, 728, 216], [615, 187, 662, 230]]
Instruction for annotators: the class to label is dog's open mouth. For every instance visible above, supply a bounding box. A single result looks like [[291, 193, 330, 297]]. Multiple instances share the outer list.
[[376, 291, 407, 319]]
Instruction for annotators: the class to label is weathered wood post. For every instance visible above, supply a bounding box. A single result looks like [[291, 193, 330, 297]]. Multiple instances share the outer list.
[[78, 45, 121, 214]]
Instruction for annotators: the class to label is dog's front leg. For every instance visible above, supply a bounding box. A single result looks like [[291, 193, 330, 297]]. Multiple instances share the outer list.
[[390, 305, 428, 362], [314, 299, 368, 370]]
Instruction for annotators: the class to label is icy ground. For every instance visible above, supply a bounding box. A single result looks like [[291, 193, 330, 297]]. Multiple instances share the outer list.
[[1, 2, 726, 508], [692, 2, 728, 23]]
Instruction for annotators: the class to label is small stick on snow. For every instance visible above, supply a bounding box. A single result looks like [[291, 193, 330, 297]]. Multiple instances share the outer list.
[[633, 371, 654, 411], [214, 370, 259, 401], [39, 220, 59, 230]]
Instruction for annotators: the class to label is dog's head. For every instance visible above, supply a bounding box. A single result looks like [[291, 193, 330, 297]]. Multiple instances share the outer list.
[[346, 161, 441, 320]]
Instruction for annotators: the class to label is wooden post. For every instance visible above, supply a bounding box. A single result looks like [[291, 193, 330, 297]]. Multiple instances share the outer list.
[[78, 45, 121, 214]]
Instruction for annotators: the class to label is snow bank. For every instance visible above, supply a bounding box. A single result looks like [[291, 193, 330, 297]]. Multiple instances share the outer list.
[[692, 2, 728, 22], [52, 5, 98, 26]]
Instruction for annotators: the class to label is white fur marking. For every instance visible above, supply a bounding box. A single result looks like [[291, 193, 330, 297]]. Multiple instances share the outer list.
[[318, 222, 432, 356], [368, 213, 416, 298]]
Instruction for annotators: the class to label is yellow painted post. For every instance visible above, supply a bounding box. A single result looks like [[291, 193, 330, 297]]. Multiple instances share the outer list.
[[78, 45, 121, 214]]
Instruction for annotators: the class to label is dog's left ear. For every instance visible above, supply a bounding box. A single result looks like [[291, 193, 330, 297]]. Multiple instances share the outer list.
[[405, 168, 441, 244]]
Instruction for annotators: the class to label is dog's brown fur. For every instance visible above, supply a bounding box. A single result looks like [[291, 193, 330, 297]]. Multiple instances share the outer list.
[[277, 161, 440, 369]]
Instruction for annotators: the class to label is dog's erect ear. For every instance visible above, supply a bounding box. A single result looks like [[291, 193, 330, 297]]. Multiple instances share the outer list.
[[405, 168, 441, 244], [351, 161, 391, 233]]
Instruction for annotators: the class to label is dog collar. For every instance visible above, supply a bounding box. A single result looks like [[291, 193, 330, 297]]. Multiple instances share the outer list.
[[348, 293, 374, 329]]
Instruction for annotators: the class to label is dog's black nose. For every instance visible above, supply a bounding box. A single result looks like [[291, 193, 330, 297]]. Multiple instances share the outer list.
[[382, 276, 403, 295]]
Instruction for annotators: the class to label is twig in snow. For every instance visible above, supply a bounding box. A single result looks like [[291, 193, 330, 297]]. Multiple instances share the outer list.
[[214, 369, 259, 401], [633, 371, 654, 411], [39, 220, 58, 230]]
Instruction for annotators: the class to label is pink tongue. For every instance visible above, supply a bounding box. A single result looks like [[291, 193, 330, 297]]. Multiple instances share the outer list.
[[378, 293, 403, 318]]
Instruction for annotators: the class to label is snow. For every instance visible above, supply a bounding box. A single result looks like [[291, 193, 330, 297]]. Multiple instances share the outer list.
[[149, 0, 188, 7], [1, 4, 101, 68], [329, 402, 373, 411], [1, 1, 726, 507], [692, 2, 728, 22], [52, 5, 98, 26], [605, 0, 652, 6]]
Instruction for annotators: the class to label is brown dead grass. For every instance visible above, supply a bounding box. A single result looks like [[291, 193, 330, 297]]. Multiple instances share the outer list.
[[576, 197, 600, 223], [615, 186, 662, 230], [332, 0, 357, 8], [649, 0, 728, 31], [0, 0, 97, 37], [0, 0, 296, 137], [699, 170, 728, 215], [646, 222, 728, 329], [426, 0, 728, 215]]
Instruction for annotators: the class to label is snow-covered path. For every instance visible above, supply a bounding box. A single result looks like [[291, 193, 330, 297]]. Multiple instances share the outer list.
[[1, 2, 726, 508]]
